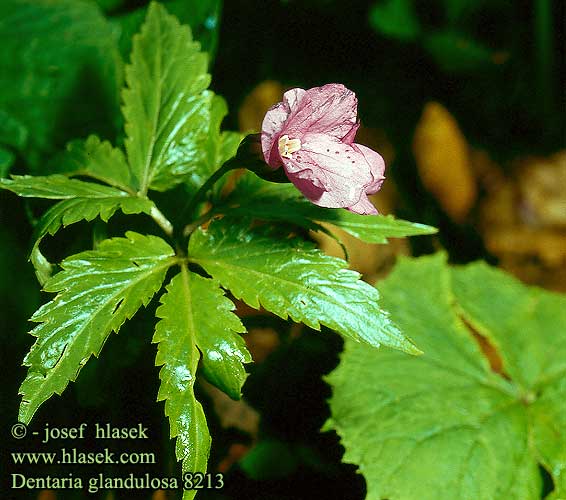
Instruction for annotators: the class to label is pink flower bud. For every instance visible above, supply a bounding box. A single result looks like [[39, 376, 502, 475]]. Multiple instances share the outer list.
[[261, 84, 385, 214]]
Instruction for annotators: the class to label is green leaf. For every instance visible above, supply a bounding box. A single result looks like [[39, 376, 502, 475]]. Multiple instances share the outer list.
[[423, 31, 495, 73], [369, 0, 421, 41], [0, 109, 28, 151], [19, 232, 176, 423], [154, 266, 250, 497], [30, 196, 155, 286], [55, 135, 134, 193], [326, 253, 566, 499], [150, 93, 237, 193], [122, 1, 211, 193], [0, 146, 15, 178], [113, 0, 222, 63], [227, 173, 436, 243], [0, 173, 157, 284], [189, 219, 419, 354], [0, 174, 136, 199], [0, 0, 122, 169]]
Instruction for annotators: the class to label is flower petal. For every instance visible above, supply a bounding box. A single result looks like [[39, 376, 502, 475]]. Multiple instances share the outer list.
[[261, 88, 306, 168], [352, 143, 386, 194], [283, 84, 358, 142], [282, 133, 377, 210], [347, 195, 379, 215]]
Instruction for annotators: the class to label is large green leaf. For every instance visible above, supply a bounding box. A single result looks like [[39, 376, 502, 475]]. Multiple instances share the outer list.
[[154, 266, 250, 498], [122, 1, 211, 193], [55, 135, 135, 193], [326, 253, 566, 499], [19, 232, 176, 423], [0, 0, 122, 169], [226, 172, 436, 243], [189, 219, 419, 354]]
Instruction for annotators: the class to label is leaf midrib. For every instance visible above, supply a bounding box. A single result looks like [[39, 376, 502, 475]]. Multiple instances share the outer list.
[[21, 255, 175, 422], [192, 256, 407, 350]]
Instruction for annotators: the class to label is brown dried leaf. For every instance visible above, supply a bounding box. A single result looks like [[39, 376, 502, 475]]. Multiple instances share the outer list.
[[413, 102, 477, 222]]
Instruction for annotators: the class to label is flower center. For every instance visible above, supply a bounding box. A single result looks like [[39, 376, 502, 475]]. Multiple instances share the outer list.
[[278, 135, 301, 159]]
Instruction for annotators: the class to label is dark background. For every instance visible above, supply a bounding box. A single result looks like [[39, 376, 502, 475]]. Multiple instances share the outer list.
[[1, 0, 563, 498]]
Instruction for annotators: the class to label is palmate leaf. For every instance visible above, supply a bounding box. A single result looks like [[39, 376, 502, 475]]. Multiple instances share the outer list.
[[19, 232, 176, 423], [122, 1, 211, 193], [189, 219, 419, 354], [326, 253, 566, 500], [227, 172, 436, 243], [154, 266, 251, 499]]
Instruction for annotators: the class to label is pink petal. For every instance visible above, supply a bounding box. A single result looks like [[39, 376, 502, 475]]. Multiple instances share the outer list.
[[283, 84, 358, 142], [351, 143, 386, 194], [282, 133, 376, 209], [261, 88, 306, 168], [347, 195, 379, 215]]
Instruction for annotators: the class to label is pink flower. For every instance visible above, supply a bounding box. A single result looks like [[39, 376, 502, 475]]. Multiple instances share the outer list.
[[261, 84, 385, 215]]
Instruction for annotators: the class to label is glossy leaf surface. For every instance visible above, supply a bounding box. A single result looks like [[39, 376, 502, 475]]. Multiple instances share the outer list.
[[189, 219, 419, 354], [122, 2, 211, 193], [154, 266, 250, 499], [19, 232, 175, 423]]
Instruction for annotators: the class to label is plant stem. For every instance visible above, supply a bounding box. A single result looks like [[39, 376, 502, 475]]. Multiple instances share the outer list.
[[182, 209, 218, 238], [175, 158, 240, 235], [149, 205, 174, 237]]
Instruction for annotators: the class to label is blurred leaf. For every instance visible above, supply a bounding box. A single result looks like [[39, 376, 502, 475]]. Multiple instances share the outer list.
[[0, 109, 28, 150], [190, 219, 420, 353], [19, 232, 176, 423], [442, 0, 476, 24], [326, 253, 566, 499], [122, 2, 213, 193], [423, 31, 494, 73], [0, 0, 122, 169], [114, 0, 222, 63], [94, 0, 124, 13], [0, 147, 15, 177], [412, 102, 477, 222], [369, 0, 420, 41], [238, 80, 284, 132], [239, 439, 299, 480]]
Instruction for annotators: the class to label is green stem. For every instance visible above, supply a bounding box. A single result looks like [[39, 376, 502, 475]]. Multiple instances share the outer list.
[[175, 158, 240, 236], [149, 205, 174, 237], [182, 209, 217, 238]]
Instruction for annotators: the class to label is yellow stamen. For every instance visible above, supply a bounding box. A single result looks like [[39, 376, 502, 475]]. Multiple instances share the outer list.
[[278, 135, 301, 158]]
